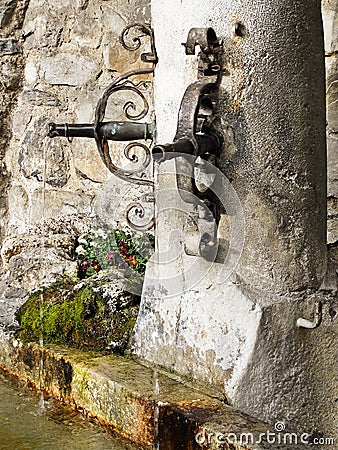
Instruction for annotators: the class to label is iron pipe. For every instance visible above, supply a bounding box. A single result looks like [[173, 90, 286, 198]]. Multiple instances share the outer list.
[[152, 134, 220, 162], [48, 121, 155, 141]]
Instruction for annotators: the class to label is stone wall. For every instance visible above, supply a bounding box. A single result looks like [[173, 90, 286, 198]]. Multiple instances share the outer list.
[[5, 0, 151, 232], [0, 0, 152, 324], [0, 0, 29, 256]]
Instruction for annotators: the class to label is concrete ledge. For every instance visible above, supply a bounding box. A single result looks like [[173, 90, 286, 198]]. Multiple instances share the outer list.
[[0, 331, 278, 449]]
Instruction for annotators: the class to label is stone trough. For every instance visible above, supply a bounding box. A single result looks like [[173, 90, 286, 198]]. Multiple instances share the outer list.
[[0, 329, 283, 450]]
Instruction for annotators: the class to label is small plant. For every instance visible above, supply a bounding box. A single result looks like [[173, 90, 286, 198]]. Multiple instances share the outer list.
[[75, 224, 155, 279]]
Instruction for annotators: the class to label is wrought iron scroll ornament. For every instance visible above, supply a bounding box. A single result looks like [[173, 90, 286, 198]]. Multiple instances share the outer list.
[[48, 23, 157, 186], [48, 24, 157, 231], [93, 23, 157, 186], [125, 195, 156, 232], [47, 26, 224, 238]]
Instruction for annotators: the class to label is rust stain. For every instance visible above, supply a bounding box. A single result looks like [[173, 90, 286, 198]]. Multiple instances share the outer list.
[[227, 14, 246, 113], [106, 45, 153, 83]]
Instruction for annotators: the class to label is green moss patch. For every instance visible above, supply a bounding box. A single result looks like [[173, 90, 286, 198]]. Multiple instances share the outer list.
[[15, 279, 139, 354]]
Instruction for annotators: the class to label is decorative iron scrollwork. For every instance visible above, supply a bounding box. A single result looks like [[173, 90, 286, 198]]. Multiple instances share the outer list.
[[125, 200, 155, 232], [124, 142, 151, 172], [48, 23, 157, 187], [48, 23, 157, 231], [93, 23, 157, 186], [120, 23, 158, 64]]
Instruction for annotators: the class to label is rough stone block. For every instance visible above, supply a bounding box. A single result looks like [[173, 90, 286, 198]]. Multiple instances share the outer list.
[[322, 0, 338, 54], [0, 38, 20, 55], [0, 56, 22, 90], [102, 42, 140, 72], [100, 5, 126, 31], [23, 16, 63, 50], [328, 196, 338, 244], [72, 140, 108, 184], [0, 0, 16, 28], [21, 89, 61, 106], [19, 117, 70, 187], [44, 0, 70, 9], [30, 189, 94, 222], [24, 60, 37, 84], [70, 16, 103, 49], [7, 185, 29, 230], [326, 65, 338, 131], [74, 100, 94, 123], [327, 135, 338, 197], [40, 53, 99, 86]]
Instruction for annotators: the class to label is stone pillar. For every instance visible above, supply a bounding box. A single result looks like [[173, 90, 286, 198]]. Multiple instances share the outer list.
[[132, 0, 337, 439], [229, 0, 327, 294], [148, 0, 327, 296]]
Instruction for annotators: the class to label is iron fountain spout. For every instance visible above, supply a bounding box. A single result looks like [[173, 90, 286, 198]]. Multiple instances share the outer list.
[[48, 120, 155, 142]]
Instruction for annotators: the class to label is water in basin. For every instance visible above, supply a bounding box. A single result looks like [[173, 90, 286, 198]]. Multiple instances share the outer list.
[[0, 371, 140, 450]]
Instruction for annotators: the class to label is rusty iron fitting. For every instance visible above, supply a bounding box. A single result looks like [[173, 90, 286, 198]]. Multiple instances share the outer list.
[[152, 133, 221, 162]]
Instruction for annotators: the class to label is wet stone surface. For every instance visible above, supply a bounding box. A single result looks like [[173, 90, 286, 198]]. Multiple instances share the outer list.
[[0, 337, 297, 450], [15, 275, 140, 354], [0, 369, 141, 449]]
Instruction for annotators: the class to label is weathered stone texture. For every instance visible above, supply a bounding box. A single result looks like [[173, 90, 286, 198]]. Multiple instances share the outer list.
[[40, 54, 99, 86], [234, 293, 338, 443], [0, 0, 29, 36], [328, 195, 338, 243], [322, 0, 338, 55], [21, 89, 61, 106], [0, 337, 274, 450], [327, 136, 338, 197], [0, 37, 20, 54], [0, 0, 29, 262], [0, 0, 17, 29], [232, 1, 327, 293], [323, 0, 338, 245]]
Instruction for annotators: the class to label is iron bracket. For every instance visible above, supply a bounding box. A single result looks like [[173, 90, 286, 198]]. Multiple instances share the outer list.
[[152, 27, 224, 260]]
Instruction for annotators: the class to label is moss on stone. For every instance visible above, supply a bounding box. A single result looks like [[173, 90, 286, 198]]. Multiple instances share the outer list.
[[15, 279, 139, 354]]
